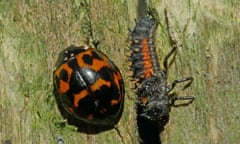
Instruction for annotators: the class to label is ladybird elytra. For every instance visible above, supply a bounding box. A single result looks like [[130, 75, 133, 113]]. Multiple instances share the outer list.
[[53, 45, 124, 134], [73, 89, 89, 107], [90, 78, 111, 91], [75, 48, 110, 71], [54, 63, 73, 94], [113, 72, 122, 93]]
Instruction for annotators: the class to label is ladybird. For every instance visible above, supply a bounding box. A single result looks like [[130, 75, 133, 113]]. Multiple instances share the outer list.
[[53, 45, 124, 134]]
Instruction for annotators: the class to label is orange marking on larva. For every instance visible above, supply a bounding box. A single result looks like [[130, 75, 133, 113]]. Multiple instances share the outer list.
[[90, 78, 111, 91], [73, 89, 89, 107], [59, 80, 70, 94], [143, 69, 153, 76], [142, 52, 151, 60], [142, 39, 150, 52], [143, 61, 154, 70], [145, 72, 152, 78], [141, 38, 154, 78], [141, 96, 148, 105], [76, 49, 109, 71]]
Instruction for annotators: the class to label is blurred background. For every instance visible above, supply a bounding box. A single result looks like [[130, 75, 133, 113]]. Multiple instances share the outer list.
[[0, 0, 240, 143]]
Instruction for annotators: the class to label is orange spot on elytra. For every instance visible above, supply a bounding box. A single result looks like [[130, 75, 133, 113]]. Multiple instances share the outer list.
[[73, 89, 89, 107], [55, 63, 73, 79], [112, 72, 123, 105], [113, 72, 122, 93], [59, 80, 70, 94], [76, 48, 110, 71], [90, 78, 111, 91], [91, 58, 109, 71], [55, 63, 73, 94], [111, 99, 119, 106]]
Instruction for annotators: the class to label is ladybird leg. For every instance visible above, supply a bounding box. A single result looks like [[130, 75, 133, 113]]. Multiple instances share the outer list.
[[163, 47, 177, 72], [167, 76, 193, 93], [169, 92, 194, 107], [163, 8, 180, 73]]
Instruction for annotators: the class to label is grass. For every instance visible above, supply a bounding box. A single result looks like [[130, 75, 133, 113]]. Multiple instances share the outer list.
[[0, 0, 240, 143]]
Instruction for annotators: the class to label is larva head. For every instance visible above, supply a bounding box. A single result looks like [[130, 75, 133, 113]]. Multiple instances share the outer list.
[[136, 76, 170, 123]]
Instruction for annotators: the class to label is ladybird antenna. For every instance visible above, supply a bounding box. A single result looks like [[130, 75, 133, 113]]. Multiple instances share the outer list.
[[164, 8, 179, 50], [163, 7, 195, 107], [163, 8, 179, 73]]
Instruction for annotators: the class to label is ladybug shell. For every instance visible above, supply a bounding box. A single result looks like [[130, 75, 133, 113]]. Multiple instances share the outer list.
[[53, 45, 124, 134]]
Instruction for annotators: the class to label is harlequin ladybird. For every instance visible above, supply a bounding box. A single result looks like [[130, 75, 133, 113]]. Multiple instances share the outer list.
[[53, 45, 124, 134]]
